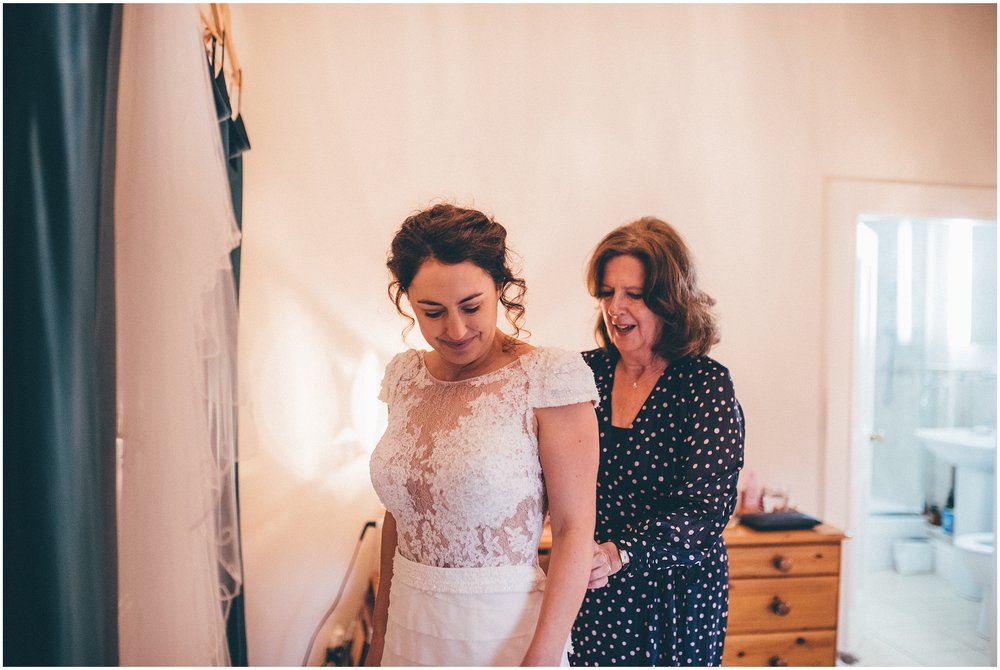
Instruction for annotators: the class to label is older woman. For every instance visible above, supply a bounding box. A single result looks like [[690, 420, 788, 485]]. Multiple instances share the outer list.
[[569, 217, 745, 666]]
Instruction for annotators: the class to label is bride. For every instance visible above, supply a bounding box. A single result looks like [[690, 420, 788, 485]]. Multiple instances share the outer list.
[[367, 204, 600, 666]]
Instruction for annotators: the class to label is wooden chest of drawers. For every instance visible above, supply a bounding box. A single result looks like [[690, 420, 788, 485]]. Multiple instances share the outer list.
[[722, 522, 846, 667]]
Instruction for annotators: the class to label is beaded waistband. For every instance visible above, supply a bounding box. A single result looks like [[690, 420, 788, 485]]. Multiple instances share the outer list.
[[392, 550, 545, 594]]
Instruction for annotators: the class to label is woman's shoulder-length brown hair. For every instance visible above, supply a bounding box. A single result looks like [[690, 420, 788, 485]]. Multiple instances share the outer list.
[[586, 216, 719, 362]]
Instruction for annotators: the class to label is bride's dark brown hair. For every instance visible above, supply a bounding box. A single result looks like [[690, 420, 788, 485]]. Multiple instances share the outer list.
[[387, 203, 528, 341]]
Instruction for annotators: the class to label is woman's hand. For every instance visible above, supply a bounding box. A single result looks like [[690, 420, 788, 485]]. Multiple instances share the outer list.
[[587, 541, 624, 589]]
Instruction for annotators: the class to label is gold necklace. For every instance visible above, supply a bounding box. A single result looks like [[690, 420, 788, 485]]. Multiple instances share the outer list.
[[619, 361, 667, 390]]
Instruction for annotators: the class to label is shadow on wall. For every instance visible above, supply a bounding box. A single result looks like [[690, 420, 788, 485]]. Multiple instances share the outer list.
[[239, 256, 387, 665]]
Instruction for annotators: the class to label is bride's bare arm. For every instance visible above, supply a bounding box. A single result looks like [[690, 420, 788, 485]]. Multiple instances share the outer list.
[[522, 402, 599, 666]]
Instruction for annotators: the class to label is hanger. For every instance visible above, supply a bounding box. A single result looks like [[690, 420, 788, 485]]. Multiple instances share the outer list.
[[199, 3, 241, 91], [199, 4, 251, 155]]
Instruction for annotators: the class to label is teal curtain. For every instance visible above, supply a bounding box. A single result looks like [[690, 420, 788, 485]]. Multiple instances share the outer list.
[[3, 4, 121, 665]]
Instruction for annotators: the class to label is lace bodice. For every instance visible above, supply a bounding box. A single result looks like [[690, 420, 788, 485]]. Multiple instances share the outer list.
[[370, 346, 598, 568]]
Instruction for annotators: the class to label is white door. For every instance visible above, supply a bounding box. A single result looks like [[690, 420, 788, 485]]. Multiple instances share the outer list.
[[845, 221, 880, 652], [823, 179, 996, 657]]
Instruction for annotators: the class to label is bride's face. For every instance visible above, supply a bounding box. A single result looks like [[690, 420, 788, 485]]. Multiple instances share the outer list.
[[407, 259, 500, 367]]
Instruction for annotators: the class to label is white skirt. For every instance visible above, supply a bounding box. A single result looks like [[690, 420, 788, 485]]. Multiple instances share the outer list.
[[382, 551, 570, 667]]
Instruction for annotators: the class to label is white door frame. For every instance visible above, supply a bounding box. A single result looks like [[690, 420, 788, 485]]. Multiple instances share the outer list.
[[822, 178, 996, 654]]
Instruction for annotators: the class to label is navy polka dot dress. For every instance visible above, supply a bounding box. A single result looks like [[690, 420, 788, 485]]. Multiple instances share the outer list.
[[570, 349, 745, 667]]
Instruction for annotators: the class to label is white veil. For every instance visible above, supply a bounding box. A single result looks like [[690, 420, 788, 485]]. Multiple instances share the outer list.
[[115, 4, 243, 665]]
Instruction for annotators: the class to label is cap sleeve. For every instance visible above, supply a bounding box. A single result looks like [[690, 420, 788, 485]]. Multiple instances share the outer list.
[[378, 350, 420, 405], [526, 347, 600, 409]]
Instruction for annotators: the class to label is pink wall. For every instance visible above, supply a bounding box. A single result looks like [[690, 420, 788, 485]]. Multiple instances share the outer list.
[[230, 4, 996, 664]]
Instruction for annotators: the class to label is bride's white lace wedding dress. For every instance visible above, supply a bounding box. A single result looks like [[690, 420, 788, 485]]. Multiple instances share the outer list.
[[370, 346, 598, 666]]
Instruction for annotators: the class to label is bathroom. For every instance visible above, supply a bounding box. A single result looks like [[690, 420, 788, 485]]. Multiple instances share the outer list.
[[859, 216, 996, 665]]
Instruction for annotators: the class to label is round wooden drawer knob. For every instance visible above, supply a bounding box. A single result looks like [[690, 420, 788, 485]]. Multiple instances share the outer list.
[[769, 595, 792, 616], [772, 555, 793, 572], [768, 655, 789, 666]]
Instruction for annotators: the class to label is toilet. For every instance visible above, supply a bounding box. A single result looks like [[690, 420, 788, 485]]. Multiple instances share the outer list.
[[955, 532, 996, 640]]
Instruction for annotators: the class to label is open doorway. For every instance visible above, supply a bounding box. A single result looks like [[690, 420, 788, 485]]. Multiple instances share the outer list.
[[852, 215, 995, 666], [822, 180, 996, 666]]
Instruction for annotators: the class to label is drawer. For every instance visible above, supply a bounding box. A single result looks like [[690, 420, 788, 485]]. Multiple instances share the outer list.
[[723, 630, 836, 666], [727, 576, 838, 634], [728, 543, 840, 578]]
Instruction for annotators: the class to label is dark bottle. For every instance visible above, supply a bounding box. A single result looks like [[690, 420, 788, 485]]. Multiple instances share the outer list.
[[927, 504, 942, 526]]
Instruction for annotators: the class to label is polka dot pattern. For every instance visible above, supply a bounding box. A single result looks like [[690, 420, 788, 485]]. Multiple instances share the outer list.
[[570, 350, 745, 667]]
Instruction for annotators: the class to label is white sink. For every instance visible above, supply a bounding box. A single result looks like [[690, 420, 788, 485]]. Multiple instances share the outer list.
[[916, 427, 996, 471], [916, 427, 997, 537]]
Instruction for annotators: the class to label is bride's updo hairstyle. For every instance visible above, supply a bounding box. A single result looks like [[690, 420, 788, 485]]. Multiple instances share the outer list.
[[387, 203, 528, 341]]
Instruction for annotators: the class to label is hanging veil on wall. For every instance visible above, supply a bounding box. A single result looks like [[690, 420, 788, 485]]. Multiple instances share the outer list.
[[115, 4, 242, 665]]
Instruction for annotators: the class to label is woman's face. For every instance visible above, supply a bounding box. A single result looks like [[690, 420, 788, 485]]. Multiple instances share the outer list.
[[408, 259, 500, 368], [598, 254, 664, 360]]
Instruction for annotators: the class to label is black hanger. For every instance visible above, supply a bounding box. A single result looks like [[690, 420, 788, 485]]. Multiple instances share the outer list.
[[228, 70, 251, 159], [209, 34, 232, 122]]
